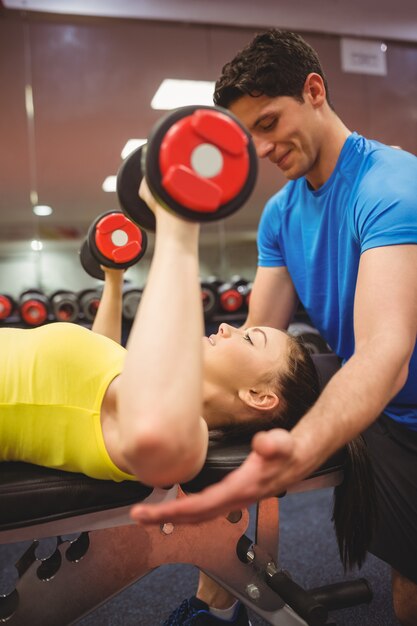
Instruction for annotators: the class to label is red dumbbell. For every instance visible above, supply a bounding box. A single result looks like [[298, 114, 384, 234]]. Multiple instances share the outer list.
[[0, 294, 15, 321], [19, 290, 49, 326], [218, 277, 250, 314], [117, 105, 258, 231], [80, 211, 147, 280]]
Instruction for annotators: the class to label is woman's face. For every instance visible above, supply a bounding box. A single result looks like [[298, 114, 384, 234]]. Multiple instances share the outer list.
[[203, 323, 289, 392]]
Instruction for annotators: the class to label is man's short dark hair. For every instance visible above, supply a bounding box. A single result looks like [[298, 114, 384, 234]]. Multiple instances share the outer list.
[[214, 29, 332, 109]]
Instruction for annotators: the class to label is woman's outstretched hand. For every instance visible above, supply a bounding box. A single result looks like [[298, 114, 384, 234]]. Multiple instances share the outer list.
[[130, 428, 300, 524]]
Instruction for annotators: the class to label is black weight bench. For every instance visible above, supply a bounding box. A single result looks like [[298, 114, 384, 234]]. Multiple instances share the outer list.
[[0, 354, 372, 626]]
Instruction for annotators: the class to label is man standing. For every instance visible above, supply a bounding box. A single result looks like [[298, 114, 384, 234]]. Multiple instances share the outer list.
[[133, 30, 417, 626]]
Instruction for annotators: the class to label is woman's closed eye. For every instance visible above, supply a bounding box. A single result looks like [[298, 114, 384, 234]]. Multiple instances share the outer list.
[[243, 333, 254, 345]]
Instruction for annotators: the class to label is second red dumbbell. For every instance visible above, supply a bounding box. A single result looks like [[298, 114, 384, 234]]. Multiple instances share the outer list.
[[80, 210, 148, 280]]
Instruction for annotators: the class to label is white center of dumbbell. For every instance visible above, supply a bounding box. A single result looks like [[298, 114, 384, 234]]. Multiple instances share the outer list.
[[191, 143, 223, 178], [111, 229, 129, 247]]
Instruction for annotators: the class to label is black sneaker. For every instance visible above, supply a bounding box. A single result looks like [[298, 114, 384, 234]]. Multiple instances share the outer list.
[[163, 596, 252, 625]]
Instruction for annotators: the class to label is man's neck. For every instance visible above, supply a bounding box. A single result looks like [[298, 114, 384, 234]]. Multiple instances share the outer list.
[[307, 115, 351, 190]]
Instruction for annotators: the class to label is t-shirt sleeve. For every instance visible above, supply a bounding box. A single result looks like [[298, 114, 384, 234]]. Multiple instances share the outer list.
[[257, 195, 287, 267], [354, 151, 417, 253]]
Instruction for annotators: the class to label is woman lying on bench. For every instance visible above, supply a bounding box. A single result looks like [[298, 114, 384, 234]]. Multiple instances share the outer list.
[[0, 181, 320, 488], [0, 181, 375, 625]]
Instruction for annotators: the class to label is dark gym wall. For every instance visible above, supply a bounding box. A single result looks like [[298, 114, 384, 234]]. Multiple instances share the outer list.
[[0, 8, 416, 292]]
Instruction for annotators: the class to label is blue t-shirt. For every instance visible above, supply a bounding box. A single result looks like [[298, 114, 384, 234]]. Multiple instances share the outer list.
[[258, 132, 417, 430]]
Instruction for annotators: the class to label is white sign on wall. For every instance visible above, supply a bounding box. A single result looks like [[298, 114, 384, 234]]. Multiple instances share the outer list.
[[341, 38, 387, 76]]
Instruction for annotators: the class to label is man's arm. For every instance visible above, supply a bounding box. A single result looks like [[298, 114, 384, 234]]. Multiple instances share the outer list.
[[289, 244, 417, 478], [91, 268, 124, 344], [244, 265, 299, 329], [131, 244, 417, 523]]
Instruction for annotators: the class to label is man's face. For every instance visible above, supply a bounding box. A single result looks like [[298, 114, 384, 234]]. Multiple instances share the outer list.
[[229, 92, 322, 183]]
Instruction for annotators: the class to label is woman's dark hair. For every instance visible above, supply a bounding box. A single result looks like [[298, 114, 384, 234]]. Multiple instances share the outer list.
[[333, 436, 378, 570], [274, 335, 321, 430], [214, 29, 332, 109]]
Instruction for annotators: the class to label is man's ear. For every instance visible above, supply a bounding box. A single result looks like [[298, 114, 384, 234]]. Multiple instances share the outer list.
[[303, 72, 326, 107], [238, 387, 279, 412]]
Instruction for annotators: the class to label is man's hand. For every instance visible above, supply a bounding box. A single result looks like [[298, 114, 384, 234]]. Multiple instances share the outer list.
[[130, 428, 298, 524]]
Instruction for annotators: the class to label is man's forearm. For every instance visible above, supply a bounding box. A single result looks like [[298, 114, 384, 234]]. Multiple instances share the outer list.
[[290, 337, 411, 480]]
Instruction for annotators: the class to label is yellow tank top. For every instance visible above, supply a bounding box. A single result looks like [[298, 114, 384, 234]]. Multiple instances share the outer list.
[[0, 323, 135, 481]]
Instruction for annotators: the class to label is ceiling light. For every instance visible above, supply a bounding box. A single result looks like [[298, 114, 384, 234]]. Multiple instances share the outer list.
[[25, 85, 34, 119], [121, 139, 146, 160], [102, 175, 117, 192], [33, 204, 53, 216], [31, 240, 43, 251], [151, 79, 215, 110]]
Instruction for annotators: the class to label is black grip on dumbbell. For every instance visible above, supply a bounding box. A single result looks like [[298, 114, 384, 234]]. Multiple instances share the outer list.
[[79, 240, 105, 280], [50, 290, 80, 323], [117, 145, 156, 232], [80, 211, 148, 280], [266, 570, 328, 626], [78, 289, 101, 322], [19, 290, 49, 326], [0, 294, 15, 321], [117, 105, 258, 229], [122, 287, 143, 320]]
